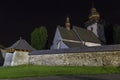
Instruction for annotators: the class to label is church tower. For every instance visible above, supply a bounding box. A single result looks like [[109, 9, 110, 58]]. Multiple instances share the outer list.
[[86, 5, 106, 43]]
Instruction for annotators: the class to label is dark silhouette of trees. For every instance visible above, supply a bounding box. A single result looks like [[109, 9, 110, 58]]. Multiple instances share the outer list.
[[0, 51, 4, 66], [113, 24, 120, 44], [31, 26, 48, 50]]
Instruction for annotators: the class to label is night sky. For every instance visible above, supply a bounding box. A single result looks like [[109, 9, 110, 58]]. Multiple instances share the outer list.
[[0, 0, 120, 47]]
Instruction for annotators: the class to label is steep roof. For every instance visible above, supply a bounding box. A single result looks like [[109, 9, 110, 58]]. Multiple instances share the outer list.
[[58, 26, 101, 46], [6, 38, 35, 51], [63, 41, 84, 48], [58, 26, 79, 41], [73, 26, 101, 43]]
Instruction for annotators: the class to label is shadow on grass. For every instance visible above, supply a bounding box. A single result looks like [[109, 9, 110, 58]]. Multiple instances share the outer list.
[[71, 76, 107, 80], [3, 76, 108, 80]]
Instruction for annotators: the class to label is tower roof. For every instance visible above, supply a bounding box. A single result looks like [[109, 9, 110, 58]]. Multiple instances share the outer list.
[[89, 8, 100, 19], [6, 38, 35, 52], [89, 6, 100, 21]]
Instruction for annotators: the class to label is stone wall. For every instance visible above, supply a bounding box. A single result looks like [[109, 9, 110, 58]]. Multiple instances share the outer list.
[[3, 53, 13, 66], [29, 51, 120, 66], [11, 51, 29, 66], [3, 51, 29, 66]]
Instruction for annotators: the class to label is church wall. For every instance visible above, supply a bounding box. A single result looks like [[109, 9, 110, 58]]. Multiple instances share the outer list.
[[60, 41, 69, 49], [50, 27, 62, 49], [3, 53, 13, 66], [29, 51, 120, 66], [11, 51, 29, 66], [87, 23, 98, 37]]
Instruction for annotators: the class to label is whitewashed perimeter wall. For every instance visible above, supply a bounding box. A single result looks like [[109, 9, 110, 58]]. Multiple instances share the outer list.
[[11, 51, 29, 66], [29, 51, 120, 66], [3, 51, 29, 66], [3, 53, 13, 66]]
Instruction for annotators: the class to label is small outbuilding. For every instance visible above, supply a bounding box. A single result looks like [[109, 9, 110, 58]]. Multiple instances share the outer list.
[[1, 38, 35, 66]]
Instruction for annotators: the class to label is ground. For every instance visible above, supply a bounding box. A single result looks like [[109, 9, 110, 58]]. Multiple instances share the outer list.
[[1, 74, 120, 80]]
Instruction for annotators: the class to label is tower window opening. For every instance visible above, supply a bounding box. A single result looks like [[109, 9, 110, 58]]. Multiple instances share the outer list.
[[91, 27, 93, 31]]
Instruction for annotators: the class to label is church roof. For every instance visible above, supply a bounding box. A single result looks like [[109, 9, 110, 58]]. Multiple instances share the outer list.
[[58, 26, 79, 41], [58, 26, 101, 47], [73, 26, 101, 43], [6, 38, 35, 52], [63, 41, 84, 48]]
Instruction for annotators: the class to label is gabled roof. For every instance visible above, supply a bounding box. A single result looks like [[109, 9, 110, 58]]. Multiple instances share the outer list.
[[58, 26, 101, 46], [73, 26, 101, 43], [63, 41, 84, 48], [58, 26, 79, 41], [6, 38, 35, 51]]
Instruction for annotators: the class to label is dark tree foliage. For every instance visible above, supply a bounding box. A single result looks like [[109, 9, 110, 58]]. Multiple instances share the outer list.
[[113, 24, 120, 44], [0, 51, 4, 66], [102, 19, 114, 45], [31, 26, 48, 50], [104, 23, 113, 45]]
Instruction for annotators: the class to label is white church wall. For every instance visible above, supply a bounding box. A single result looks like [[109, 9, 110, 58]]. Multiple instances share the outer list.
[[3, 53, 13, 66], [11, 51, 29, 66], [60, 41, 69, 49], [51, 27, 62, 49], [87, 23, 98, 37]]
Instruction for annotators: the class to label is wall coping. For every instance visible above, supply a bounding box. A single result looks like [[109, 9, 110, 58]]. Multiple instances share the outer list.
[[29, 44, 120, 55]]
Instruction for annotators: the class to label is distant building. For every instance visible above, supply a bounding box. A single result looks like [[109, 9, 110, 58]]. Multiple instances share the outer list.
[[51, 17, 101, 49], [51, 7, 106, 49], [51, 5, 106, 49], [1, 38, 35, 66]]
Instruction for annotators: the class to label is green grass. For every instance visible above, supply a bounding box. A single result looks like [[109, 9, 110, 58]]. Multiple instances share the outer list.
[[0, 65, 120, 79]]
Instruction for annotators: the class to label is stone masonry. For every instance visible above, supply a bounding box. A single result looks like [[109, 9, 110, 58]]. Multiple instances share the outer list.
[[29, 51, 120, 66]]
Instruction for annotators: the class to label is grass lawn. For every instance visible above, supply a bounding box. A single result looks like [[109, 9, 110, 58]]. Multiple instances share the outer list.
[[0, 65, 120, 79]]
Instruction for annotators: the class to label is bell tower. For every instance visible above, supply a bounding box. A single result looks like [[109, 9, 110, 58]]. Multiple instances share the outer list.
[[86, 4, 106, 43], [89, 7, 100, 22]]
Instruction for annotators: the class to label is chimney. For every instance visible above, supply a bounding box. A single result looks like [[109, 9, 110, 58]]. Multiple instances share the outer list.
[[65, 16, 71, 31]]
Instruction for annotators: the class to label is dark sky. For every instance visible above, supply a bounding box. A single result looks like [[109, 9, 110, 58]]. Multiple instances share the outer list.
[[0, 0, 120, 47]]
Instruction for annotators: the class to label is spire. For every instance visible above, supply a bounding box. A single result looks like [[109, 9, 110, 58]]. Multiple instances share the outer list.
[[89, 3, 100, 22], [65, 16, 71, 31]]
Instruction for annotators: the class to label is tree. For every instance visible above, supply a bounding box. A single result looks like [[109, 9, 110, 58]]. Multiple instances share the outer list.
[[0, 52, 4, 66], [31, 26, 48, 50], [104, 22, 114, 44], [113, 24, 120, 44]]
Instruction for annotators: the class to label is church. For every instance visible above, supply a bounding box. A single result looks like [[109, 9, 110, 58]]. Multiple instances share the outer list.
[[51, 6, 106, 49]]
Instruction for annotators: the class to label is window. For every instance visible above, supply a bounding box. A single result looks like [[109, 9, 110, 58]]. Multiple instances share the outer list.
[[57, 42, 61, 49], [56, 40, 61, 49], [91, 27, 93, 31]]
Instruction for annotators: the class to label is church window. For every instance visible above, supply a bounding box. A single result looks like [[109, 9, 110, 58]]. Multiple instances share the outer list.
[[91, 27, 93, 31], [57, 42, 61, 49], [57, 40, 61, 49]]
